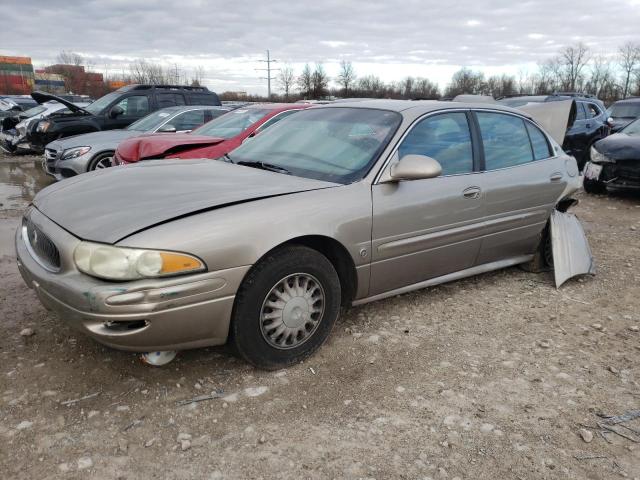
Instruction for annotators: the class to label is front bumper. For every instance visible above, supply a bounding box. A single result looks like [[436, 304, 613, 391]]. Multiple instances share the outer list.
[[587, 160, 640, 190], [16, 208, 248, 351], [43, 147, 91, 181]]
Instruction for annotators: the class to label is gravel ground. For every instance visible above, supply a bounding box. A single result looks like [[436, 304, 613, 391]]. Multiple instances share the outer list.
[[1, 152, 639, 480]]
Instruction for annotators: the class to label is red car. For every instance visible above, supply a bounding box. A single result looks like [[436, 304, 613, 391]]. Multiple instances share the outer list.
[[114, 103, 310, 164]]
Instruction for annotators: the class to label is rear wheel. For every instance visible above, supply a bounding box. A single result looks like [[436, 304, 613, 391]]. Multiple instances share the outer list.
[[88, 152, 114, 171], [230, 245, 341, 370]]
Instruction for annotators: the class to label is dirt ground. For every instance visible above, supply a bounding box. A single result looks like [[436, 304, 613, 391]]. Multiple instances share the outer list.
[[1, 152, 639, 480]]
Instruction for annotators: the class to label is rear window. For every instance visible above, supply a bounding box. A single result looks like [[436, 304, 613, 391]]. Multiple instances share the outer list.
[[610, 102, 640, 119], [188, 93, 221, 106], [525, 122, 552, 160], [477, 112, 533, 170]]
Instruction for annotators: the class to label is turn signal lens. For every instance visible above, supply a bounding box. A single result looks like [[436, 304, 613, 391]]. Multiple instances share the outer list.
[[159, 252, 204, 274]]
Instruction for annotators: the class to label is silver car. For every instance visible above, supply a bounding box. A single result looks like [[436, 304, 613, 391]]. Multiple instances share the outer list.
[[16, 100, 593, 369], [43, 105, 230, 180]]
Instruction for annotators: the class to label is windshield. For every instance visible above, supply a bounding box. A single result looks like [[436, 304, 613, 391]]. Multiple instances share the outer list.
[[192, 108, 271, 138], [610, 103, 640, 119], [621, 118, 640, 135], [84, 91, 121, 115], [21, 105, 47, 118], [229, 107, 402, 184], [127, 109, 178, 131]]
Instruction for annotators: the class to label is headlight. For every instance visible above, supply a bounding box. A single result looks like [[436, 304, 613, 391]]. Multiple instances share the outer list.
[[73, 242, 206, 280], [590, 146, 613, 163], [37, 120, 51, 133], [61, 146, 91, 160]]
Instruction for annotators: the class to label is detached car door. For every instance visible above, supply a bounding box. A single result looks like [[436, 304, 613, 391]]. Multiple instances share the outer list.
[[472, 110, 568, 265], [370, 111, 484, 295]]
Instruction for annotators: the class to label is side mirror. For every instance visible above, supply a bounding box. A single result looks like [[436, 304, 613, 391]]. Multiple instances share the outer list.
[[157, 124, 177, 133], [388, 154, 442, 181], [109, 105, 125, 119]]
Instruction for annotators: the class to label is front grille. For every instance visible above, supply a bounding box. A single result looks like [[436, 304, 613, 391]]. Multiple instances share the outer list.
[[616, 164, 640, 182], [23, 217, 61, 272], [45, 148, 59, 164]]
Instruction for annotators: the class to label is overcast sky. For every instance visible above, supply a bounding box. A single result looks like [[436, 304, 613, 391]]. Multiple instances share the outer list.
[[2, 0, 640, 94]]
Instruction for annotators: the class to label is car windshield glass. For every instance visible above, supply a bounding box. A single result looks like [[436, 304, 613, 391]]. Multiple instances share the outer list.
[[83, 92, 121, 115], [610, 103, 640, 118], [229, 107, 402, 184], [127, 109, 179, 131], [21, 106, 46, 117], [621, 118, 640, 135], [192, 108, 271, 138]]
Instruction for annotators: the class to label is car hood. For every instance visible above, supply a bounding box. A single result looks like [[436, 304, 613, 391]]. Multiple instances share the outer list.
[[117, 133, 226, 162], [594, 133, 640, 161], [49, 129, 140, 151], [31, 91, 92, 115], [33, 159, 338, 243]]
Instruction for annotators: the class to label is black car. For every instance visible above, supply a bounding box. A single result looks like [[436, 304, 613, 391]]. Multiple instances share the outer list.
[[499, 93, 611, 168], [607, 97, 640, 133], [583, 118, 640, 194], [26, 85, 221, 151]]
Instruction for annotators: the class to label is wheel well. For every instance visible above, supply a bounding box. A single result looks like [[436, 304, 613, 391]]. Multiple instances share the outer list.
[[275, 235, 358, 306], [89, 150, 115, 169]]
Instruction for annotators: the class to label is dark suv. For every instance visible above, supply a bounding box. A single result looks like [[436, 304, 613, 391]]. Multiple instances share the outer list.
[[499, 93, 611, 168], [607, 97, 640, 133], [26, 85, 221, 150]]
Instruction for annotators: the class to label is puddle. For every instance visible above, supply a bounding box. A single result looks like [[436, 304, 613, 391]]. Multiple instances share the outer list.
[[0, 155, 53, 211]]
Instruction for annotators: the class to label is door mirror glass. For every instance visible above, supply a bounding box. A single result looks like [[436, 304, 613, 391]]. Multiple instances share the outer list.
[[389, 154, 442, 181], [157, 124, 177, 133], [109, 105, 125, 119]]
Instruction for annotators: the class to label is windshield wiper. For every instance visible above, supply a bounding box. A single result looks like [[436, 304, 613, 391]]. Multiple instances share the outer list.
[[237, 160, 291, 175]]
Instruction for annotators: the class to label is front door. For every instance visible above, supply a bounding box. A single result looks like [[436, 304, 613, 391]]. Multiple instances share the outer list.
[[370, 111, 485, 296]]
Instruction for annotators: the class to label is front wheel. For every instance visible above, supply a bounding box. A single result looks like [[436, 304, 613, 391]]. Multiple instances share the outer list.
[[88, 152, 114, 171], [583, 178, 606, 195], [230, 245, 341, 370]]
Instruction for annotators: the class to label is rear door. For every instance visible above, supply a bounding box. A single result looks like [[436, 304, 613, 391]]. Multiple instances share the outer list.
[[104, 94, 151, 129], [370, 111, 484, 295], [472, 110, 567, 265]]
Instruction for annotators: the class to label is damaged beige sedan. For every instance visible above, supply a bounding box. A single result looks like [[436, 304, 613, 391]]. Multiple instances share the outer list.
[[16, 100, 593, 369]]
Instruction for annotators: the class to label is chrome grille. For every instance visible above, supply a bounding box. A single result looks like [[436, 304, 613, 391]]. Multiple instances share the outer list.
[[45, 148, 59, 164], [23, 217, 61, 272]]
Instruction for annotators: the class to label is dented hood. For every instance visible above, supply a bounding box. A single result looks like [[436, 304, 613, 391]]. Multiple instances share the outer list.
[[593, 132, 640, 161], [117, 133, 226, 162], [31, 91, 92, 115], [33, 159, 337, 243]]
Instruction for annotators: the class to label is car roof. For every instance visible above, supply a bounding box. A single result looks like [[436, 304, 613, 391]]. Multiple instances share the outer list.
[[244, 103, 311, 112], [156, 105, 230, 114], [318, 99, 526, 116], [613, 97, 640, 104]]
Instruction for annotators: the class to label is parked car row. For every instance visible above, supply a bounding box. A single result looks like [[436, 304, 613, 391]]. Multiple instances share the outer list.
[[16, 97, 595, 369]]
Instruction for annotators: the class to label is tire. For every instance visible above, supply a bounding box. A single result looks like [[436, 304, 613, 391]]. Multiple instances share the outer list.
[[88, 152, 114, 171], [230, 245, 341, 370], [521, 224, 553, 272], [583, 178, 606, 195]]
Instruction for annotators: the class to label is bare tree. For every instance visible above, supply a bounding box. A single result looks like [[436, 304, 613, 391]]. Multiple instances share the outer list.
[[586, 55, 613, 97], [56, 50, 83, 66], [277, 63, 295, 99], [619, 42, 640, 98], [311, 63, 329, 99], [297, 63, 313, 98], [191, 66, 205, 86], [337, 60, 356, 96], [445, 68, 486, 97], [558, 43, 590, 91]]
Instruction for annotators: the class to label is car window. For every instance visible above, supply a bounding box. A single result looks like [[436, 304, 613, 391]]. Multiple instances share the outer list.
[[171, 110, 205, 131], [204, 108, 228, 122], [157, 93, 186, 108], [525, 121, 552, 160], [189, 93, 220, 106], [192, 108, 271, 138], [609, 103, 640, 118], [398, 112, 473, 176], [116, 95, 149, 117], [574, 102, 588, 121], [585, 103, 601, 118], [255, 110, 300, 134], [477, 112, 533, 170]]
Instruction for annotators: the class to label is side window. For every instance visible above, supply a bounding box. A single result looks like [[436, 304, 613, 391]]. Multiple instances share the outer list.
[[575, 102, 588, 120], [398, 112, 473, 175], [255, 110, 299, 134], [157, 93, 186, 108], [205, 108, 227, 122], [116, 95, 149, 117], [525, 121, 553, 160], [171, 110, 205, 131], [189, 93, 219, 106], [476, 112, 533, 169], [586, 103, 600, 118]]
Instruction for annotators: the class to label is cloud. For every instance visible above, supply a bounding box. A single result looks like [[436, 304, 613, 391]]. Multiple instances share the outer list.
[[1, 0, 639, 94]]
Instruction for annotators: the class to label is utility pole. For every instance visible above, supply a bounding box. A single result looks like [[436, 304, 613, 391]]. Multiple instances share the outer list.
[[256, 49, 279, 99]]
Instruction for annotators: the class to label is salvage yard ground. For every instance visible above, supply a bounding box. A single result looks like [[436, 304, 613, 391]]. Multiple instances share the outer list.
[[1, 152, 639, 479]]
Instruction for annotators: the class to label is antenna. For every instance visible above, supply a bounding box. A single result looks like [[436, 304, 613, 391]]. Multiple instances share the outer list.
[[256, 49, 280, 99]]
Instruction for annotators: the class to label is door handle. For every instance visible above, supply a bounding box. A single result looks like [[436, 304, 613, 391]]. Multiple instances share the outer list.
[[549, 172, 563, 182], [586, 123, 592, 128], [462, 186, 481, 199]]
